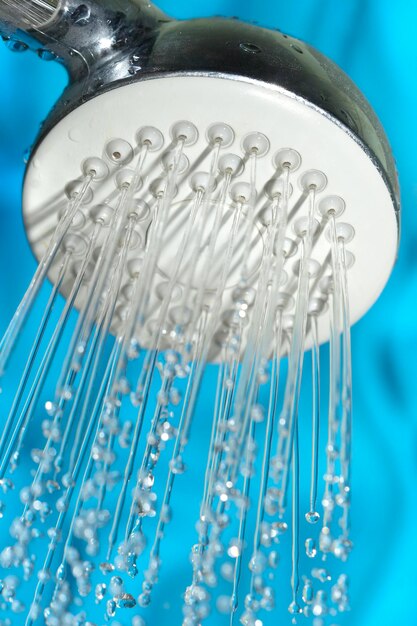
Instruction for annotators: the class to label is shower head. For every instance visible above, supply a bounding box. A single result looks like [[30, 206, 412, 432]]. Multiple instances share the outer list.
[[0, 0, 399, 354]]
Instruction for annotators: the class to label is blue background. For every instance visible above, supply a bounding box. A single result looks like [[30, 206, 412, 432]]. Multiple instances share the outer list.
[[0, 1, 417, 624]]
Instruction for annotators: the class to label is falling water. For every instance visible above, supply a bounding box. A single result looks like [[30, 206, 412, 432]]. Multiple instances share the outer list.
[[0, 122, 354, 625]]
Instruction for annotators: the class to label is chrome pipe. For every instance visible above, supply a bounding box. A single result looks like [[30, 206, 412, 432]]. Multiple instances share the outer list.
[[0, 0, 168, 78], [0, 0, 58, 30]]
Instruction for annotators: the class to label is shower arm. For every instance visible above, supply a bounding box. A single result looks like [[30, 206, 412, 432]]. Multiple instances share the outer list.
[[0, 0, 169, 79]]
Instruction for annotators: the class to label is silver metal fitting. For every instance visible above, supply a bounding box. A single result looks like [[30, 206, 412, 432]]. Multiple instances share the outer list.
[[0, 0, 58, 31]]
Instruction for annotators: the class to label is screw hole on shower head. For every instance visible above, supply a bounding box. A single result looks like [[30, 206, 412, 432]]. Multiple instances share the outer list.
[[290, 43, 304, 54], [240, 42, 262, 54]]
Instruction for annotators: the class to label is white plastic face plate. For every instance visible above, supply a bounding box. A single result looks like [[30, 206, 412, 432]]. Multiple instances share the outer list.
[[22, 75, 398, 354]]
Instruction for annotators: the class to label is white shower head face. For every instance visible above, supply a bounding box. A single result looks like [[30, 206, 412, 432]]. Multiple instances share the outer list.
[[23, 75, 398, 359]]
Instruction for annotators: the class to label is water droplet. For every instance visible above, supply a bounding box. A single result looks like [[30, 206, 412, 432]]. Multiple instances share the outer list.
[[217, 595, 232, 614], [138, 592, 151, 607], [305, 510, 320, 524], [116, 593, 136, 608], [305, 538, 317, 558], [250, 404, 264, 423], [95, 583, 106, 603], [23, 147, 32, 164], [312, 568, 331, 583], [100, 562, 115, 575], [268, 550, 279, 568], [6, 39, 28, 52], [220, 561, 234, 581], [249, 551, 267, 574], [288, 600, 301, 615], [169, 456, 185, 475], [37, 49, 57, 61], [227, 538, 242, 558], [106, 598, 116, 617]]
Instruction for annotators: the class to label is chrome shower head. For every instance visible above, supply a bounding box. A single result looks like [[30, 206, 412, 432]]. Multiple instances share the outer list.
[[1, 0, 400, 350]]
